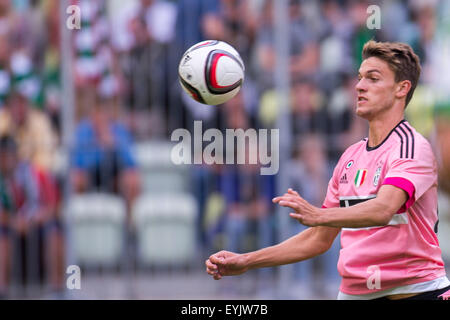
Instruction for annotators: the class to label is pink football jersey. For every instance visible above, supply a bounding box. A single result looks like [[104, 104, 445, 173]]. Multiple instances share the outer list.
[[323, 120, 447, 295]]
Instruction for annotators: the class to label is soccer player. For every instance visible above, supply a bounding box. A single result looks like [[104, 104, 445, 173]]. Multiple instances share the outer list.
[[205, 40, 450, 300]]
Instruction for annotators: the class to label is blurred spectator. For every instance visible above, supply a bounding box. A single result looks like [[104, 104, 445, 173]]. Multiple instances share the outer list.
[[0, 87, 57, 172], [18, 0, 47, 69], [0, 34, 11, 109], [0, 135, 38, 297], [411, 3, 437, 80], [290, 78, 328, 137], [218, 0, 259, 60], [175, 0, 220, 48], [288, 134, 329, 207], [109, 0, 178, 138], [378, 0, 411, 43], [256, 0, 319, 90], [326, 74, 367, 161], [0, 0, 29, 47], [434, 103, 450, 262], [286, 133, 340, 297], [0, 135, 15, 297], [33, 163, 64, 294], [70, 94, 140, 223], [428, 0, 450, 195], [317, 0, 354, 91], [201, 164, 226, 249], [435, 103, 450, 195], [221, 162, 274, 255], [0, 134, 63, 296], [41, 0, 62, 132], [0, 1, 44, 109], [124, 0, 177, 104], [10, 49, 44, 109], [222, 92, 276, 257], [73, 0, 110, 120], [348, 0, 378, 69], [0, 50, 63, 293]]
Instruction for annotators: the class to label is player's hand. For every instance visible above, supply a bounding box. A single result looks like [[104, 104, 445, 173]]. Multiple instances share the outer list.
[[205, 250, 249, 280], [272, 188, 323, 227]]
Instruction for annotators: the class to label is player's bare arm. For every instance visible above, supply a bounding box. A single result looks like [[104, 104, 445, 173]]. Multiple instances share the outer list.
[[205, 225, 340, 280], [273, 185, 407, 228]]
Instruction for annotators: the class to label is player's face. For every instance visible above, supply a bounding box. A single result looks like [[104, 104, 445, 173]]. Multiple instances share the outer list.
[[355, 57, 397, 120]]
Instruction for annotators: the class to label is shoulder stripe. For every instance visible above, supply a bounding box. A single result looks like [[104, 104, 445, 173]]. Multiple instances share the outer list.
[[394, 129, 404, 158], [398, 125, 410, 158], [401, 123, 415, 159]]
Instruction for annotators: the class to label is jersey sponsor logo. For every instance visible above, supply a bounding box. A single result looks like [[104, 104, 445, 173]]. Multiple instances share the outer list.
[[373, 167, 381, 186], [354, 169, 367, 188], [340, 173, 348, 184], [345, 160, 354, 169]]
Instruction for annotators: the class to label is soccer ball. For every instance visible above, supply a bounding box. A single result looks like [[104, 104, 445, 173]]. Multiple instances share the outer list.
[[178, 40, 245, 105]]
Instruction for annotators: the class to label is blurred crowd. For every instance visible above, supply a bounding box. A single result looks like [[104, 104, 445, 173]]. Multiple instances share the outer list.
[[0, 0, 449, 299]]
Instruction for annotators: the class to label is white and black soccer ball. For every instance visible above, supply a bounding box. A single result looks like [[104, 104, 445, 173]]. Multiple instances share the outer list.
[[178, 40, 245, 105]]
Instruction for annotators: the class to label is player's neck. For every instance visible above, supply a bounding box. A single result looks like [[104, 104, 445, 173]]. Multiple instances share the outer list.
[[367, 113, 404, 148]]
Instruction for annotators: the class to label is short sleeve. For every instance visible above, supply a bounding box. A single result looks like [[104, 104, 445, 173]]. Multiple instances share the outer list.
[[382, 146, 437, 210], [322, 163, 341, 209]]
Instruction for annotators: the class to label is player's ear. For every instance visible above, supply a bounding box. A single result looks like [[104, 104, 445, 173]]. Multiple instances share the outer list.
[[395, 80, 411, 100]]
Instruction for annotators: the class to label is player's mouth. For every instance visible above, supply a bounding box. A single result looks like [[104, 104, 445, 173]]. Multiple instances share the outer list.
[[357, 96, 368, 104]]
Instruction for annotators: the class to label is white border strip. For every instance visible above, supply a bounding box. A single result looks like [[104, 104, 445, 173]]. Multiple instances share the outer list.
[[342, 212, 409, 231], [339, 195, 377, 201]]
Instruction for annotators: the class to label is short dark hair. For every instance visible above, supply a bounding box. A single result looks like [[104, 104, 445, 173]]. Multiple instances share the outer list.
[[362, 40, 421, 107]]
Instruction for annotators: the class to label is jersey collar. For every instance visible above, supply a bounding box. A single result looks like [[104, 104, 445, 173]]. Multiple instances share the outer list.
[[366, 119, 406, 152]]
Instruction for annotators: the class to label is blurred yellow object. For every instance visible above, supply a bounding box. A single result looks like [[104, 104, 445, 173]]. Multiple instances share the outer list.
[[435, 99, 450, 195], [0, 108, 57, 171], [203, 192, 225, 231], [405, 85, 435, 138], [259, 89, 279, 128]]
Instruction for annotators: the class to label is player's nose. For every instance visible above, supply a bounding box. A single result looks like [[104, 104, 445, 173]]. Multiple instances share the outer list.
[[355, 78, 368, 92]]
